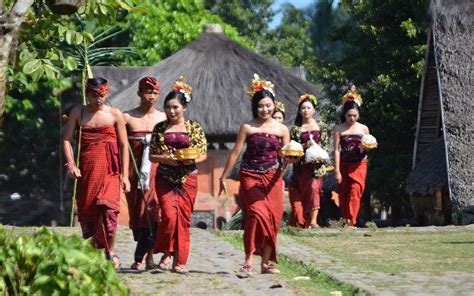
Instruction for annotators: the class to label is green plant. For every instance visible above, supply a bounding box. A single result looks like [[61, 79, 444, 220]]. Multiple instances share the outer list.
[[0, 226, 128, 295], [222, 210, 242, 230]]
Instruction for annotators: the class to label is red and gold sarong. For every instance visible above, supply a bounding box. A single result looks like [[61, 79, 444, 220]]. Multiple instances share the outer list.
[[154, 174, 197, 265], [288, 164, 323, 226], [239, 169, 283, 263], [339, 159, 367, 225]]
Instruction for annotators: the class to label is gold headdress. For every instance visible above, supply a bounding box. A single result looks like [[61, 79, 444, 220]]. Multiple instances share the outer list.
[[172, 76, 192, 103], [341, 85, 363, 106], [298, 93, 318, 106], [247, 73, 275, 98], [275, 101, 285, 113]]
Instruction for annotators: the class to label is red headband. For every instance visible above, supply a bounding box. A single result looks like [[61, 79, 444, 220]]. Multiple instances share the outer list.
[[86, 82, 109, 96], [139, 76, 160, 91]]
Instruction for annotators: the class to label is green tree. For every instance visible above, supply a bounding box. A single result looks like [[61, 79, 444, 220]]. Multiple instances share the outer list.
[[308, 0, 348, 61], [0, 0, 131, 216], [125, 0, 252, 66], [316, 0, 428, 223], [205, 0, 275, 48], [261, 4, 315, 67]]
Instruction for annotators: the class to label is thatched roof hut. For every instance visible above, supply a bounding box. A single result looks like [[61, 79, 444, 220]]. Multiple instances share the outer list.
[[94, 24, 325, 142], [407, 0, 474, 212]]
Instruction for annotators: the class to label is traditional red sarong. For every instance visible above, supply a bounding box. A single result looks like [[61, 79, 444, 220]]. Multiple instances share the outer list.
[[339, 159, 368, 225], [154, 174, 197, 265], [289, 164, 323, 226], [77, 125, 121, 255], [239, 169, 283, 263], [287, 190, 305, 227], [126, 131, 159, 230], [288, 164, 323, 226]]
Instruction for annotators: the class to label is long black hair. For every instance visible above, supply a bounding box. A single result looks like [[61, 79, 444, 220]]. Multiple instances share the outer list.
[[340, 100, 361, 123], [294, 98, 317, 126], [163, 90, 192, 108], [251, 89, 275, 118]]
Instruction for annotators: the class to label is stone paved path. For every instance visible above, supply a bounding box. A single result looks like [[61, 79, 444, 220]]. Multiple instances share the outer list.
[[277, 227, 474, 296], [114, 228, 296, 295]]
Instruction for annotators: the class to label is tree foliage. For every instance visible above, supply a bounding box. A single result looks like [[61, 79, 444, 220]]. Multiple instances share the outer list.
[[260, 4, 315, 67], [205, 0, 274, 49], [316, 0, 428, 218], [125, 0, 253, 65], [0, 0, 130, 200]]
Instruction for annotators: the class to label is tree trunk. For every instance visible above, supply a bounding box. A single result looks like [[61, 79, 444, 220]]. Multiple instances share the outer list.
[[0, 0, 35, 126]]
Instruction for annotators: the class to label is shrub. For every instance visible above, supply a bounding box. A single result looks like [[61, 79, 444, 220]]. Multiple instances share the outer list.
[[0, 226, 128, 295]]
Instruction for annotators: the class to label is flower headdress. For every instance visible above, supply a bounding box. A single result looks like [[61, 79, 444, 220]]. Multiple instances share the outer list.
[[298, 93, 318, 106], [341, 85, 363, 106], [247, 73, 275, 98], [172, 76, 192, 103], [275, 101, 285, 113]]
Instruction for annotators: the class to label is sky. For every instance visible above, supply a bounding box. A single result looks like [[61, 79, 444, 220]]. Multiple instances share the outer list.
[[269, 0, 339, 29]]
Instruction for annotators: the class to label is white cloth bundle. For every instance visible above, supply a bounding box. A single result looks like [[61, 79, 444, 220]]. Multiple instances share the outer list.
[[305, 133, 329, 163], [128, 134, 152, 191], [361, 134, 377, 145], [281, 140, 304, 153]]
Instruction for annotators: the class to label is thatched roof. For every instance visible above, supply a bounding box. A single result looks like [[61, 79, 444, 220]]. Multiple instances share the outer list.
[[406, 140, 448, 196], [422, 0, 474, 207], [96, 25, 325, 142]]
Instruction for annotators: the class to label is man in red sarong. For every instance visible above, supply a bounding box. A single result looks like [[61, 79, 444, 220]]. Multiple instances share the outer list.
[[63, 77, 130, 269], [124, 76, 166, 270]]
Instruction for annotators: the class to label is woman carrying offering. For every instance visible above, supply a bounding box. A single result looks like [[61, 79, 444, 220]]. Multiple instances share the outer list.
[[149, 76, 207, 274], [219, 74, 290, 274], [333, 85, 371, 228]]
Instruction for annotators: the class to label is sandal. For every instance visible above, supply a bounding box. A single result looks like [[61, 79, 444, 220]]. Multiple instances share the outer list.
[[307, 224, 320, 229], [239, 264, 256, 274], [261, 264, 280, 274], [130, 262, 145, 271], [146, 263, 159, 270], [157, 255, 171, 271], [172, 265, 188, 274], [111, 255, 121, 270]]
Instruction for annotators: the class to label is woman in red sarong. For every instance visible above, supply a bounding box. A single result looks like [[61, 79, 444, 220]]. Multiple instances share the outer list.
[[288, 94, 329, 228], [219, 74, 290, 274], [333, 86, 369, 228], [149, 77, 207, 274], [62, 77, 130, 269]]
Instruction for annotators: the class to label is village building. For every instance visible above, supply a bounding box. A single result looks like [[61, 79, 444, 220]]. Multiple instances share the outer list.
[[406, 0, 473, 225]]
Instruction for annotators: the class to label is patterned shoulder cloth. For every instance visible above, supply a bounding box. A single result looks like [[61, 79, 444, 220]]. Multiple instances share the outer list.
[[149, 120, 207, 184]]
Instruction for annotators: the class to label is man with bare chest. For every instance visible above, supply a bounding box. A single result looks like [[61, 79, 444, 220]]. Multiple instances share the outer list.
[[63, 77, 130, 269], [123, 76, 166, 270]]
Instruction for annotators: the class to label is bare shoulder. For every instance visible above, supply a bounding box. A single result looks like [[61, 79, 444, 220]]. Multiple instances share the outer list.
[[69, 105, 82, 118], [358, 122, 369, 134], [277, 121, 289, 133], [110, 107, 125, 121]]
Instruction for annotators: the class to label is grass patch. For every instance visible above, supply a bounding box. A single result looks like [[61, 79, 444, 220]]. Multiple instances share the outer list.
[[219, 231, 366, 296], [283, 226, 474, 275]]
